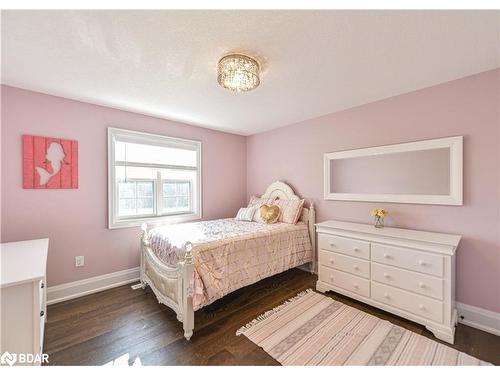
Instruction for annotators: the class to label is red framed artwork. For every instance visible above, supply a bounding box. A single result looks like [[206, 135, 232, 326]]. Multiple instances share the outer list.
[[23, 135, 78, 189]]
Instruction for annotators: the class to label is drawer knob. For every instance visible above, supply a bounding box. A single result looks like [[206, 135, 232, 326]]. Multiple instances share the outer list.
[[353, 265, 359, 271], [329, 258, 334, 264], [40, 310, 45, 317], [330, 275, 334, 281], [353, 247, 360, 252], [383, 253, 391, 259], [329, 242, 336, 247], [418, 282, 426, 288], [383, 292, 390, 299], [383, 273, 390, 278], [353, 283, 359, 289], [419, 304, 426, 311], [41, 282, 45, 289], [418, 260, 427, 266]]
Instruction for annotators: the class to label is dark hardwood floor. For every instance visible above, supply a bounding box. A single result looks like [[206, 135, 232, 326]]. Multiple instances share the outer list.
[[44, 268, 499, 366]]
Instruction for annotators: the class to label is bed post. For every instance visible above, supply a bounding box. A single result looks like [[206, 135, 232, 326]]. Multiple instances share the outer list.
[[309, 203, 316, 274], [138, 223, 149, 289], [181, 242, 195, 340]]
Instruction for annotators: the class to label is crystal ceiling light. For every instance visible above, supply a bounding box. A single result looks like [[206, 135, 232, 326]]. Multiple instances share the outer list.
[[217, 53, 261, 93]]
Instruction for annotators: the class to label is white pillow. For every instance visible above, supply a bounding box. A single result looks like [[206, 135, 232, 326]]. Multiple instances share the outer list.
[[252, 205, 265, 223], [235, 206, 257, 221]]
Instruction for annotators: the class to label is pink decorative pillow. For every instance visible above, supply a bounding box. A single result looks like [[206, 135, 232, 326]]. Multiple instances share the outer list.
[[247, 195, 276, 208], [275, 198, 304, 224]]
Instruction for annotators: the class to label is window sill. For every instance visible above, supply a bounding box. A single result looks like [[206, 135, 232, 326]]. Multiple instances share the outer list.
[[108, 212, 201, 229]]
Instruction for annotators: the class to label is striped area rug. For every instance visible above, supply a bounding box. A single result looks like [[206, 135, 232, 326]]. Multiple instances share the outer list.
[[236, 289, 491, 366]]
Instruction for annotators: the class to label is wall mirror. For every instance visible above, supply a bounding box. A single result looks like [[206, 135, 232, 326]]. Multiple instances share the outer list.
[[324, 136, 463, 205]]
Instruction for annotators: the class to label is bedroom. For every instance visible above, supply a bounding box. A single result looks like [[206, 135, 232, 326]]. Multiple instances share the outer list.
[[1, 1, 499, 369]]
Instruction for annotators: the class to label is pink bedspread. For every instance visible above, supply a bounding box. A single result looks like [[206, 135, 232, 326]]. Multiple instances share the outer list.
[[149, 218, 312, 310]]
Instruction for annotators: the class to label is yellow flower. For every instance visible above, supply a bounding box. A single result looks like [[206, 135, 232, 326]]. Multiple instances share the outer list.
[[371, 208, 388, 218]]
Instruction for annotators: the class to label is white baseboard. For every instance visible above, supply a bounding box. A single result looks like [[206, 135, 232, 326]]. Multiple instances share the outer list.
[[47, 267, 140, 305], [457, 302, 500, 336]]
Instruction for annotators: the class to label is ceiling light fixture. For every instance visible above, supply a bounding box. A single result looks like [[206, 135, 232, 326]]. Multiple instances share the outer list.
[[217, 53, 260, 93]]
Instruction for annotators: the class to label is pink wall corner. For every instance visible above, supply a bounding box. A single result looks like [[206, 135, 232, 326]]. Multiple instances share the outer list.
[[1, 85, 247, 287], [247, 69, 500, 313]]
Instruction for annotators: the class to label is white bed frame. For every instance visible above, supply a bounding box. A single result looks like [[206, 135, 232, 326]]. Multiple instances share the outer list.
[[137, 181, 316, 340]]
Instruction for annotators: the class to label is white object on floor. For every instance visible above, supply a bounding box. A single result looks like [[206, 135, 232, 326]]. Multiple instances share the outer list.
[[316, 220, 460, 344], [1, 238, 48, 365]]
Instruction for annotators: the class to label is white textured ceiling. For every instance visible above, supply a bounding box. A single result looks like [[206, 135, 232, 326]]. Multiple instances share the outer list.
[[2, 10, 499, 135]]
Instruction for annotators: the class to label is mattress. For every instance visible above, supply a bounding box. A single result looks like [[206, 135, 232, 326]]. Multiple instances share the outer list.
[[148, 218, 312, 310]]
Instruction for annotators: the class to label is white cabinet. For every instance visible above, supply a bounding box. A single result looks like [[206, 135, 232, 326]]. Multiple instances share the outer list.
[[316, 221, 460, 344], [1, 239, 49, 366]]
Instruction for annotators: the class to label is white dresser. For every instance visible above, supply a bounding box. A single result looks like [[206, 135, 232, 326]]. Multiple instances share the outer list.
[[1, 239, 49, 365], [315, 221, 460, 344]]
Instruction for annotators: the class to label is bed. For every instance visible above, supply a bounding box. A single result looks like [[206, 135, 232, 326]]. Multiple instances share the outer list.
[[138, 181, 316, 340]]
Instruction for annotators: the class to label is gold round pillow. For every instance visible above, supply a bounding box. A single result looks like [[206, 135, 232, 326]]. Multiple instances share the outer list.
[[259, 204, 280, 224]]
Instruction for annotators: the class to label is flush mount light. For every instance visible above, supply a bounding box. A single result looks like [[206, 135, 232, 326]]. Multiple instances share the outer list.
[[217, 53, 261, 93]]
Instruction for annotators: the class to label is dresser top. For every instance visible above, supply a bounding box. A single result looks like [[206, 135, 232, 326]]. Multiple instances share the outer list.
[[0, 238, 49, 288], [316, 220, 461, 248]]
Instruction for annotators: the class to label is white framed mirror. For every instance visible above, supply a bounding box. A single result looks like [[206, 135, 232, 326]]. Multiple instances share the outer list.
[[324, 136, 463, 205]]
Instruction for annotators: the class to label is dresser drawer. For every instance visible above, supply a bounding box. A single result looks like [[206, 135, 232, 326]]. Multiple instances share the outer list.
[[318, 234, 370, 260], [319, 266, 370, 298], [371, 243, 444, 277], [320, 250, 370, 279], [372, 282, 443, 323], [371, 263, 443, 300]]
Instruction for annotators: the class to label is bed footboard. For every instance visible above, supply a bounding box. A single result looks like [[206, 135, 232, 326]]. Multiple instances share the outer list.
[[139, 224, 195, 340]]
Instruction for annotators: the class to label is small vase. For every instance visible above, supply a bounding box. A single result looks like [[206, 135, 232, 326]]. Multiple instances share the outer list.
[[374, 216, 384, 228]]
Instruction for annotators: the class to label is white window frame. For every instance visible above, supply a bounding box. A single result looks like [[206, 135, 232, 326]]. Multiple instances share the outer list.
[[108, 127, 202, 229]]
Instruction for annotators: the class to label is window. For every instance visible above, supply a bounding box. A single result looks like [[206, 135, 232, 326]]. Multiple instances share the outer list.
[[118, 181, 154, 216], [163, 180, 191, 213], [108, 127, 201, 228]]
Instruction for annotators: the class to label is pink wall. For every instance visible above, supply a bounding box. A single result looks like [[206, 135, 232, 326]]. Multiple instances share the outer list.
[[2, 70, 499, 314], [247, 69, 500, 313], [1, 85, 247, 286]]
